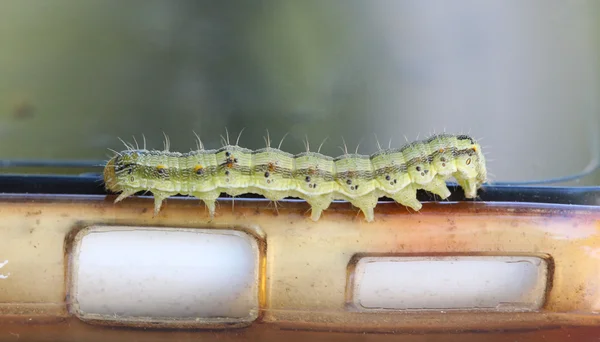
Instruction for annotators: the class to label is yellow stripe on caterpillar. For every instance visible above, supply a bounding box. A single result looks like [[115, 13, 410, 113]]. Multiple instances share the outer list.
[[103, 133, 487, 222]]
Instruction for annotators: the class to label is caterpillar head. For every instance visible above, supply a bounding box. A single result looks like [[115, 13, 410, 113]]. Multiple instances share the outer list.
[[103, 157, 119, 192], [104, 151, 142, 192]]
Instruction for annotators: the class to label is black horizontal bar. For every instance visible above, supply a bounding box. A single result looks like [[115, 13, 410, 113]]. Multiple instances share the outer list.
[[0, 159, 104, 169], [0, 174, 598, 206]]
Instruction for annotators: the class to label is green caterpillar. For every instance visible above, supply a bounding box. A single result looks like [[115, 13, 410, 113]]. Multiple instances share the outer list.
[[103, 133, 487, 222]]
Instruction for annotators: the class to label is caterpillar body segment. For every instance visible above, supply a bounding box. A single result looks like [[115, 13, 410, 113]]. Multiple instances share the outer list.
[[103, 133, 487, 222]]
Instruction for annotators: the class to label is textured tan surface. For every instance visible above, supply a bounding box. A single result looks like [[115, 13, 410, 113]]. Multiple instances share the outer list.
[[0, 194, 599, 338]]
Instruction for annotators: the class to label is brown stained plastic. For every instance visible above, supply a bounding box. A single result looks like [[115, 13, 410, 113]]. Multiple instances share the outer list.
[[0, 194, 600, 341]]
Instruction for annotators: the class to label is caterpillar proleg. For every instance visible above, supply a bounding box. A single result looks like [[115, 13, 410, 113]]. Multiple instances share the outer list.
[[103, 133, 487, 222]]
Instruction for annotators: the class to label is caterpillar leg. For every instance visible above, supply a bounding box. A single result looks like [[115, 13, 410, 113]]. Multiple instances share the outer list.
[[306, 194, 333, 221], [455, 175, 478, 198], [309, 206, 324, 221], [419, 176, 451, 199], [350, 192, 379, 222], [263, 191, 285, 204], [265, 194, 286, 216], [152, 191, 172, 216], [204, 200, 216, 218], [114, 188, 137, 203], [192, 191, 220, 219], [390, 186, 422, 211], [359, 206, 375, 223]]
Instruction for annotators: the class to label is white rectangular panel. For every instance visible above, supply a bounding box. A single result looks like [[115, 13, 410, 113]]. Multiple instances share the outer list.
[[70, 226, 260, 327], [351, 256, 548, 311]]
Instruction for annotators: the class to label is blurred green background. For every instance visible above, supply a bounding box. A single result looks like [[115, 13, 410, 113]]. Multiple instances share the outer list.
[[1, 0, 599, 184]]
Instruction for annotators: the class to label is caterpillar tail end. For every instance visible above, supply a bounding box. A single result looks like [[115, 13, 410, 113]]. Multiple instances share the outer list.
[[456, 178, 480, 199]]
